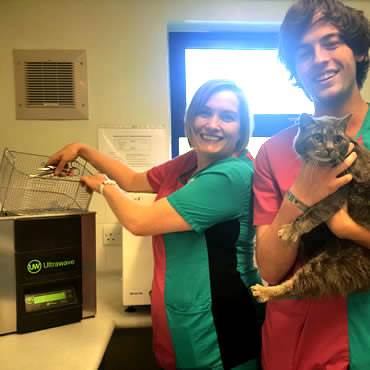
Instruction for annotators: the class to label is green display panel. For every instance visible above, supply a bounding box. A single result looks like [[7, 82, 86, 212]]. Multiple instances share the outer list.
[[33, 291, 67, 304], [24, 288, 76, 312]]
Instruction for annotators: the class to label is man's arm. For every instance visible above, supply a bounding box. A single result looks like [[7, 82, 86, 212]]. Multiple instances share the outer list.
[[256, 197, 304, 285], [255, 151, 357, 285], [327, 205, 370, 248]]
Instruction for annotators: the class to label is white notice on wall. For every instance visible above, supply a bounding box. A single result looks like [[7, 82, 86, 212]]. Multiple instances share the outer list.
[[98, 127, 169, 172]]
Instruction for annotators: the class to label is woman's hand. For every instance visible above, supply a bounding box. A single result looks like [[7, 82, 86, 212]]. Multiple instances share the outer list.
[[80, 173, 106, 194], [290, 144, 357, 207], [47, 143, 84, 175]]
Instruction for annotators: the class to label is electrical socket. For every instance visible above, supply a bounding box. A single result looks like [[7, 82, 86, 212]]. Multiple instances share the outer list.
[[103, 223, 122, 246]]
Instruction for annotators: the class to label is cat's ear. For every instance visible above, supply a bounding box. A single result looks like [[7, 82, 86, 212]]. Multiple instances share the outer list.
[[299, 113, 314, 129], [339, 113, 352, 131]]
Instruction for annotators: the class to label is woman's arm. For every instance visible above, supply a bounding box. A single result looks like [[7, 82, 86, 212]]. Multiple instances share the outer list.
[[81, 173, 191, 236], [47, 143, 153, 193], [81, 160, 248, 236]]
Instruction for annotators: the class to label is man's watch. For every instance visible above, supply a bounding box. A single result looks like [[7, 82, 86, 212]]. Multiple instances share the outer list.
[[99, 177, 117, 195]]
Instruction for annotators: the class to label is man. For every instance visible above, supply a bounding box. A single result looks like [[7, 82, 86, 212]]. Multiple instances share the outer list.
[[253, 0, 370, 369]]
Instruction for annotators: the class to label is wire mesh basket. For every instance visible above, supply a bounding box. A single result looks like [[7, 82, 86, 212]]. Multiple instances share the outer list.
[[0, 148, 95, 215]]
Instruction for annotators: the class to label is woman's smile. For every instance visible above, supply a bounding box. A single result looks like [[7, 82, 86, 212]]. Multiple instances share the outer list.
[[200, 133, 223, 142]]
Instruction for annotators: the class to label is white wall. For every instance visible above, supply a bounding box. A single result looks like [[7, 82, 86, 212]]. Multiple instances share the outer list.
[[0, 0, 369, 272]]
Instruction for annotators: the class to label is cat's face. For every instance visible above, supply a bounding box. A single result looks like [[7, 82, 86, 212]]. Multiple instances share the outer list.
[[294, 113, 352, 165]]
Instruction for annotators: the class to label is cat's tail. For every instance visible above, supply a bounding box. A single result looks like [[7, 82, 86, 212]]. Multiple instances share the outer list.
[[292, 241, 370, 297]]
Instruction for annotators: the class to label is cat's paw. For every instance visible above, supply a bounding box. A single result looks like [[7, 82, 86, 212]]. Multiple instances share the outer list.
[[250, 284, 272, 303], [278, 223, 300, 243]]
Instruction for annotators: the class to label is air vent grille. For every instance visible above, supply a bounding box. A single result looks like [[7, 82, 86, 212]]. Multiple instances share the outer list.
[[14, 49, 88, 120], [25, 62, 75, 107]]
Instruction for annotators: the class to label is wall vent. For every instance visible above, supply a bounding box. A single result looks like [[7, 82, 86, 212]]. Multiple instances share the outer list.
[[13, 50, 88, 120]]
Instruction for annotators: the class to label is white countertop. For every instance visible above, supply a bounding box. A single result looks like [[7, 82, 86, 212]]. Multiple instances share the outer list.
[[0, 272, 152, 370]]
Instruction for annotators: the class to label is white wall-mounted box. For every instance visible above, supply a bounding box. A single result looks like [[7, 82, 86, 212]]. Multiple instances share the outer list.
[[122, 193, 155, 307]]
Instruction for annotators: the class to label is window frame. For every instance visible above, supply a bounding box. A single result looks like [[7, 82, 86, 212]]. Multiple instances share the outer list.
[[168, 31, 300, 158]]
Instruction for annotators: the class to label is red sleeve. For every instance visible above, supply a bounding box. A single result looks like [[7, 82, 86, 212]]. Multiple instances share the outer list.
[[146, 151, 197, 193], [146, 158, 174, 193], [253, 142, 283, 226]]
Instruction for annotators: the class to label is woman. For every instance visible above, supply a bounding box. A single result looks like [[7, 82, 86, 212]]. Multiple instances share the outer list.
[[48, 80, 263, 370]]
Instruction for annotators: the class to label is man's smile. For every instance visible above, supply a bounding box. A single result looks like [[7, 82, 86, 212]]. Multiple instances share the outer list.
[[315, 69, 338, 83]]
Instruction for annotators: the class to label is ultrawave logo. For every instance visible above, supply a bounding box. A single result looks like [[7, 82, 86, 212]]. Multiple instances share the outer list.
[[43, 260, 75, 268], [27, 259, 42, 274], [26, 258, 76, 274]]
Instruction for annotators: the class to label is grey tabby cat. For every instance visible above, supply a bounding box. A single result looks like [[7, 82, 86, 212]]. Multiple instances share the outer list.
[[251, 113, 370, 303]]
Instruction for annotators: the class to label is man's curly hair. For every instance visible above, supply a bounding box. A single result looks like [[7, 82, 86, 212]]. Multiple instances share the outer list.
[[279, 0, 370, 93]]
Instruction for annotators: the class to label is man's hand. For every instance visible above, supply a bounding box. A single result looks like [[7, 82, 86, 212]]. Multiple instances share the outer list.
[[291, 144, 357, 207]]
